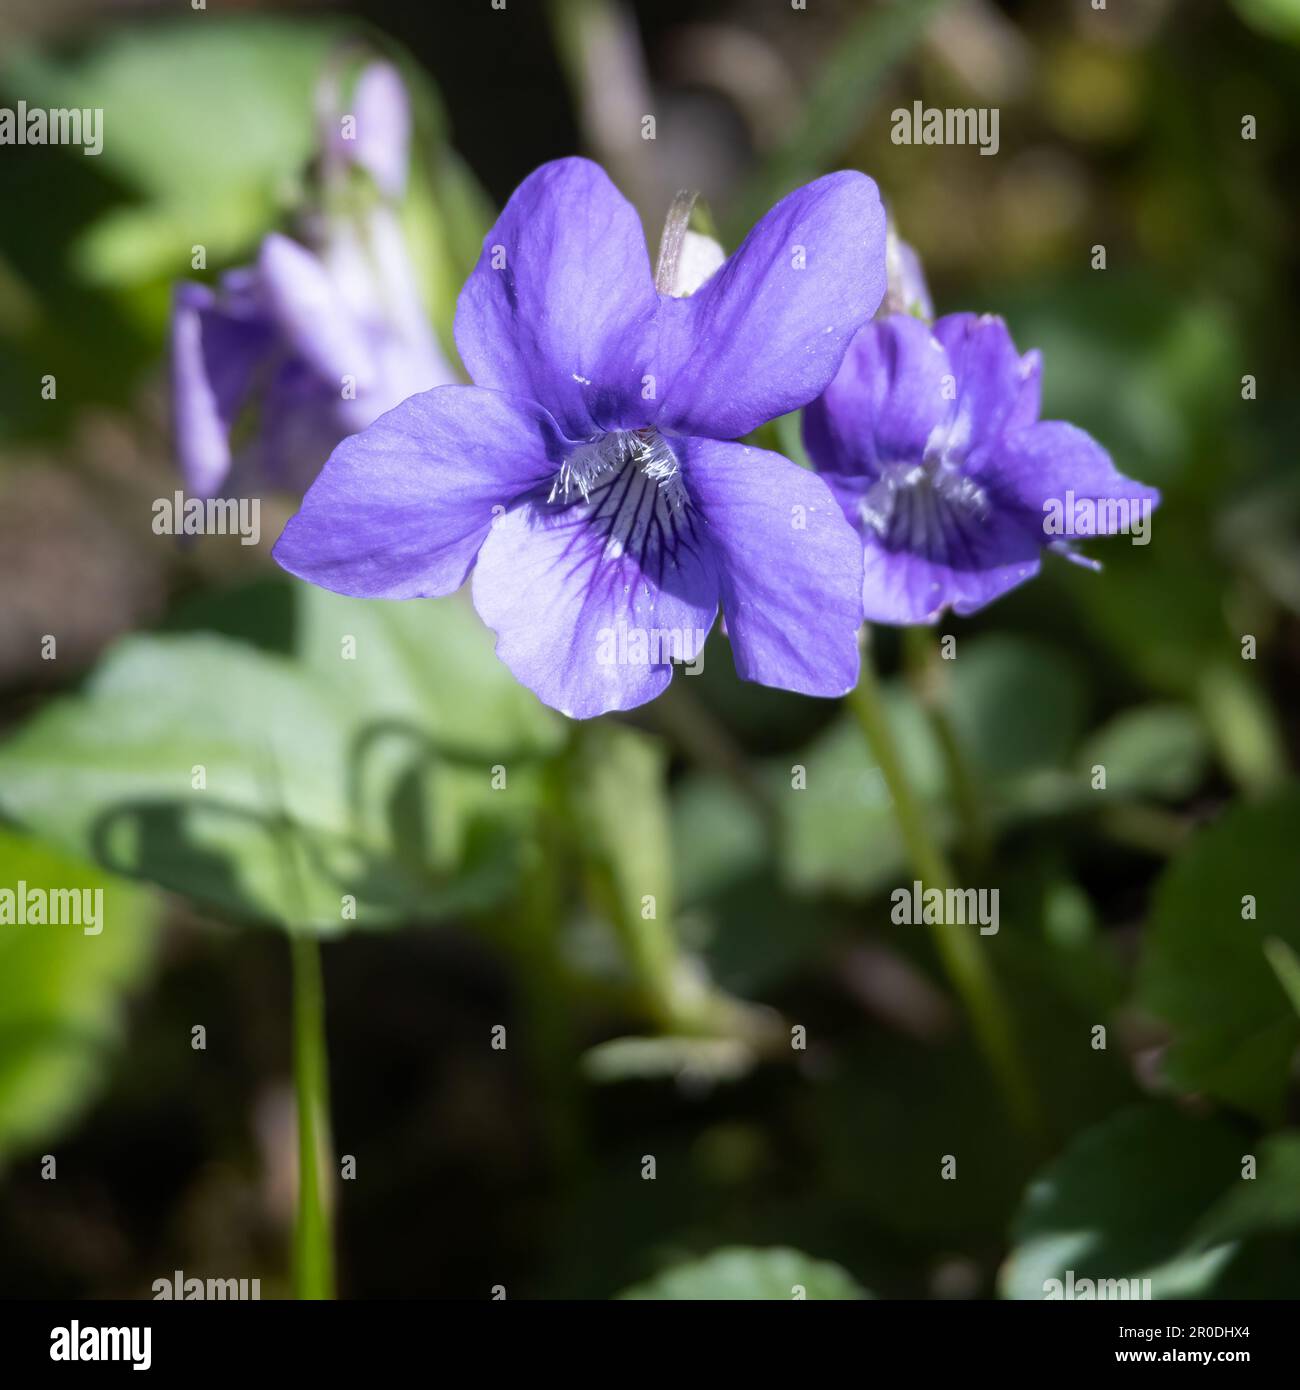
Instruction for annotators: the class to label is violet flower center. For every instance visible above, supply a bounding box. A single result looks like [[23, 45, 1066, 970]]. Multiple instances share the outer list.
[[545, 427, 695, 565], [861, 452, 991, 557]]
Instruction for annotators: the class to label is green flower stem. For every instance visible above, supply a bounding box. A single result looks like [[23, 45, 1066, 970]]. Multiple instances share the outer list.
[[847, 636, 1040, 1135], [611, 877, 683, 1030], [587, 820, 777, 1046], [901, 627, 990, 865], [290, 933, 335, 1300]]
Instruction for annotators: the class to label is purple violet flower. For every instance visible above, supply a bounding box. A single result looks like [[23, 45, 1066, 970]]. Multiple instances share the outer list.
[[272, 157, 886, 719], [170, 63, 453, 500], [803, 312, 1161, 625]]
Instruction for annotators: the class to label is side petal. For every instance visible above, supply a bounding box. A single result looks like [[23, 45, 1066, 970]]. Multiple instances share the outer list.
[[987, 420, 1161, 545], [272, 386, 565, 598], [803, 314, 954, 485], [658, 171, 887, 440], [681, 438, 864, 697], [931, 313, 1042, 455], [454, 158, 658, 440], [471, 474, 719, 720], [170, 282, 274, 498], [258, 233, 375, 392]]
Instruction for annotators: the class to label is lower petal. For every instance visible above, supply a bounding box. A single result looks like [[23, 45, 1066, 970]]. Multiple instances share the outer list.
[[471, 473, 719, 720], [273, 386, 564, 598], [860, 508, 1042, 625], [681, 438, 864, 697]]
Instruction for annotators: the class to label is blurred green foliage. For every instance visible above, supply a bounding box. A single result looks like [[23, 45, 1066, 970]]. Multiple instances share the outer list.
[[617, 1245, 869, 1299], [5, 21, 346, 286], [1140, 790, 1300, 1125], [0, 830, 157, 1170], [0, 583, 560, 931], [1001, 1106, 1300, 1298]]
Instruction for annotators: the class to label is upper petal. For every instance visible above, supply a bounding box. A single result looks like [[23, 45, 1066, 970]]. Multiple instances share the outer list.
[[931, 313, 1042, 456], [681, 437, 864, 696], [804, 314, 955, 488], [258, 232, 376, 391], [272, 385, 565, 599], [657, 171, 887, 440], [345, 62, 411, 199], [325, 206, 456, 413], [454, 158, 658, 440], [471, 465, 719, 720]]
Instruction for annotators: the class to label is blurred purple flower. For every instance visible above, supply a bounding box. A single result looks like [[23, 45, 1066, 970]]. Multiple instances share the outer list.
[[803, 313, 1161, 625], [274, 157, 887, 718], [170, 63, 452, 500], [320, 60, 412, 200]]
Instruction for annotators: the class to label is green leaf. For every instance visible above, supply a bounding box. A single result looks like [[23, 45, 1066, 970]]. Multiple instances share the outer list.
[[1191, 1133, 1300, 1248], [617, 1246, 869, 1300], [1, 18, 492, 310], [1066, 535, 1231, 695], [294, 585, 562, 762], [1138, 787, 1300, 1122], [944, 634, 1087, 788], [1079, 704, 1210, 800], [1000, 1106, 1247, 1299], [773, 410, 812, 472], [571, 723, 673, 926], [1263, 937, 1300, 1019], [0, 829, 158, 1169], [0, 590, 562, 933], [1233, 0, 1300, 44], [672, 773, 768, 909], [3, 18, 345, 283], [994, 276, 1238, 496], [774, 694, 944, 899]]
